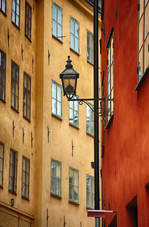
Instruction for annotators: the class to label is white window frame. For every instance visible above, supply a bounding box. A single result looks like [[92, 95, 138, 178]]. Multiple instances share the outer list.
[[69, 167, 79, 203], [86, 175, 94, 209], [52, 2, 62, 41], [51, 159, 61, 197], [86, 103, 94, 136], [70, 16, 80, 54], [138, 0, 149, 81], [52, 81, 62, 118], [87, 30, 94, 64], [69, 96, 79, 127]]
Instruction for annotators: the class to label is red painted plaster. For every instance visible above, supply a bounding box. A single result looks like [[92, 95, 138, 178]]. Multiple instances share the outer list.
[[101, 0, 149, 226]]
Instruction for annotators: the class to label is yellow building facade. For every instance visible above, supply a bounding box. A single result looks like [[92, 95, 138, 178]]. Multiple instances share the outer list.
[[0, 0, 102, 226]]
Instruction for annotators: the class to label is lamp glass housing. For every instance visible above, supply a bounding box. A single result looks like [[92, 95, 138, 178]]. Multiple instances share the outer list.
[[60, 56, 79, 99]]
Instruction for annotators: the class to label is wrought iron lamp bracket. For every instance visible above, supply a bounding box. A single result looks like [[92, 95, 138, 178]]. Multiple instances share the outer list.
[[67, 97, 105, 116]]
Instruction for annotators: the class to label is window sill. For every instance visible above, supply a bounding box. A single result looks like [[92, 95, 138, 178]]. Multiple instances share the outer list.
[[69, 199, 80, 206], [70, 48, 80, 56], [69, 122, 79, 130], [22, 196, 29, 201], [11, 21, 20, 31], [25, 34, 32, 43], [136, 66, 149, 91], [23, 115, 31, 123], [87, 59, 94, 66], [86, 206, 94, 210], [0, 98, 6, 104], [86, 132, 94, 138], [106, 114, 114, 130], [51, 193, 62, 199], [0, 9, 6, 17], [52, 35, 63, 44], [52, 113, 62, 121], [11, 106, 19, 113], [9, 190, 17, 196]]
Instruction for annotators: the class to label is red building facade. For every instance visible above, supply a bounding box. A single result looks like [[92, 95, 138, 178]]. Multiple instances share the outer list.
[[101, 0, 149, 226]]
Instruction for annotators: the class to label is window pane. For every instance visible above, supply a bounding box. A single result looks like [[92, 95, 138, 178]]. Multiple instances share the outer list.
[[138, 47, 144, 79], [57, 86, 61, 102], [145, 3, 149, 38], [139, 16, 144, 49], [52, 83, 56, 98], [58, 8, 62, 24], [52, 21, 56, 36], [52, 98, 56, 115], [139, 0, 144, 18], [57, 101, 61, 116], [144, 35, 149, 71], [69, 108, 73, 123], [2, 0, 5, 12], [58, 24, 62, 39], [16, 15, 19, 27], [75, 37, 79, 53], [75, 22, 79, 38], [12, 0, 15, 11], [70, 34, 74, 49], [12, 11, 15, 23], [52, 4, 56, 20]]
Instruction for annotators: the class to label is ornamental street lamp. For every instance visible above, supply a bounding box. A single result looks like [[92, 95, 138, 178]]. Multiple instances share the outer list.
[[60, 56, 79, 99]]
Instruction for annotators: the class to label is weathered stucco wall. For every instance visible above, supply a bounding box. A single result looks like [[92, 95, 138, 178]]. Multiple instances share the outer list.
[[102, 0, 149, 226]]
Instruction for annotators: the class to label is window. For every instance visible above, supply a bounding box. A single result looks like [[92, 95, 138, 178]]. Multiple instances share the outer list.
[[51, 159, 61, 197], [9, 149, 18, 194], [126, 197, 138, 227], [22, 156, 30, 199], [0, 50, 6, 102], [69, 167, 79, 203], [23, 72, 31, 120], [0, 0, 6, 14], [86, 175, 94, 209], [138, 0, 149, 81], [0, 143, 4, 187], [52, 81, 62, 118], [12, 0, 20, 28], [107, 32, 114, 122], [11, 61, 19, 111], [70, 17, 79, 54], [86, 103, 94, 136], [52, 2, 62, 42], [87, 30, 94, 64], [25, 1, 32, 40], [69, 96, 79, 127]]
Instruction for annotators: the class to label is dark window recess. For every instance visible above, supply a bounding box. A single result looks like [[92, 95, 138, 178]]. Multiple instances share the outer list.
[[22, 156, 30, 199], [11, 0, 20, 28], [126, 197, 138, 227], [0, 0, 6, 14], [9, 149, 18, 194], [108, 215, 117, 227], [23, 72, 31, 121], [25, 1, 32, 40], [0, 142, 4, 187], [0, 50, 6, 102], [11, 61, 19, 111]]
